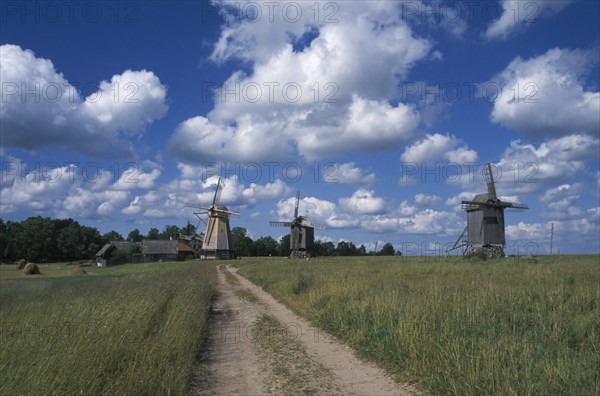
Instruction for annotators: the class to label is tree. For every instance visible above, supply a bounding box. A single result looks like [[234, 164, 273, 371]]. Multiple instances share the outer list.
[[21, 216, 56, 261], [80, 225, 102, 258], [277, 234, 291, 257], [337, 241, 359, 256], [180, 222, 196, 237], [251, 236, 279, 256], [57, 222, 84, 259], [127, 229, 143, 242], [358, 244, 367, 256], [0, 218, 7, 260], [323, 241, 336, 256], [2, 220, 23, 260], [102, 230, 124, 245], [147, 227, 160, 240], [159, 225, 180, 240], [231, 227, 253, 256], [313, 240, 336, 256], [380, 243, 395, 256]]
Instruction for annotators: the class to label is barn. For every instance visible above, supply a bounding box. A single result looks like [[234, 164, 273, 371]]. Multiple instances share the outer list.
[[96, 240, 196, 266]]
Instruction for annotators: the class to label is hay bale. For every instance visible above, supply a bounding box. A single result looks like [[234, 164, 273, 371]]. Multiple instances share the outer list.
[[70, 267, 87, 276], [23, 263, 41, 275], [16, 259, 26, 270]]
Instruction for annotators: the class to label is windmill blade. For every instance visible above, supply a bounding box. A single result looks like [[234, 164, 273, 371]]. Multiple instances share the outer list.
[[299, 219, 326, 230], [484, 163, 497, 200], [311, 223, 326, 230], [185, 203, 210, 210], [270, 221, 293, 227], [226, 211, 240, 218], [294, 191, 300, 219], [212, 177, 223, 206], [461, 200, 486, 209], [194, 212, 207, 226], [503, 202, 529, 209], [212, 207, 240, 218]]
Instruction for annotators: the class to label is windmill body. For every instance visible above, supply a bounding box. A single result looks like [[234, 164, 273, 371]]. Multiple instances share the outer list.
[[202, 204, 235, 259], [465, 193, 507, 245], [290, 216, 315, 253], [449, 163, 528, 257], [186, 178, 239, 260], [271, 192, 325, 258]]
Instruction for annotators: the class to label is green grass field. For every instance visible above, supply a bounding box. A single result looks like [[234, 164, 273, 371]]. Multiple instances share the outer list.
[[0, 261, 216, 395], [238, 255, 600, 395]]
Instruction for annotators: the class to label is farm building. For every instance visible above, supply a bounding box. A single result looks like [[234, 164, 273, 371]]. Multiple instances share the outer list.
[[96, 240, 196, 267], [177, 241, 195, 260], [96, 241, 140, 267]]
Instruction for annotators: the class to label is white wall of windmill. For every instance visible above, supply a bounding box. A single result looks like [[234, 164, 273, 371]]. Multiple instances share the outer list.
[[202, 217, 233, 251]]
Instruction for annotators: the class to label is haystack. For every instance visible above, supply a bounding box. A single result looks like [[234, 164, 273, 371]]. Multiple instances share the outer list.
[[70, 267, 87, 276], [16, 259, 26, 270], [23, 263, 41, 275]]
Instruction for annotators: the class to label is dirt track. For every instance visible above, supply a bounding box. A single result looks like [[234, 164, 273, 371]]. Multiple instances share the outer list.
[[189, 265, 418, 395]]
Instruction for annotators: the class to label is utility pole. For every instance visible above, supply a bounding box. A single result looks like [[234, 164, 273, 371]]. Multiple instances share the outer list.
[[550, 223, 554, 255]]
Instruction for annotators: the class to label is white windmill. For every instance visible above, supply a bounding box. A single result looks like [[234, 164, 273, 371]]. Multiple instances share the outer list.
[[186, 177, 239, 259]]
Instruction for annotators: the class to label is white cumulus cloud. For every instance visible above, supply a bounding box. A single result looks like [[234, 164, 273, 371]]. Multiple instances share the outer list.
[[400, 133, 478, 164], [169, 2, 432, 163], [339, 189, 387, 215], [489, 47, 599, 139], [0, 44, 168, 158]]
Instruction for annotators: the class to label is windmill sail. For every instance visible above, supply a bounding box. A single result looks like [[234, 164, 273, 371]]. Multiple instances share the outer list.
[[484, 163, 497, 200], [294, 191, 300, 219]]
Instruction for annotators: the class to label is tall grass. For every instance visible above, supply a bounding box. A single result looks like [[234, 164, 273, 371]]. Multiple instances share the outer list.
[[0, 261, 216, 395], [239, 255, 600, 395]]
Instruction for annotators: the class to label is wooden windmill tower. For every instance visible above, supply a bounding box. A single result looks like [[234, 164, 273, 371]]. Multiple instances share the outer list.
[[448, 163, 528, 257], [186, 177, 239, 260], [270, 192, 325, 258]]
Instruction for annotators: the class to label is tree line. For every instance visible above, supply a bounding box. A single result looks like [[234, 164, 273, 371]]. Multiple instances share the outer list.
[[0, 217, 398, 262], [230, 227, 399, 257]]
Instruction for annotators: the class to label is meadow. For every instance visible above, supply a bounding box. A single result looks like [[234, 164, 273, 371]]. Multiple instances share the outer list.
[[238, 255, 600, 395], [0, 261, 216, 395]]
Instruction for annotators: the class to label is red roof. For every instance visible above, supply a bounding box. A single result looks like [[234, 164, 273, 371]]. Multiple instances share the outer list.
[[177, 241, 194, 253]]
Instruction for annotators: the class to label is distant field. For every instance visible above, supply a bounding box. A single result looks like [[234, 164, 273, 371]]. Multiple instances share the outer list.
[[238, 255, 600, 395], [0, 261, 216, 395]]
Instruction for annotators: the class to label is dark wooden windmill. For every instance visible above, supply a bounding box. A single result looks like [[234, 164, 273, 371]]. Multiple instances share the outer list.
[[449, 163, 528, 257], [270, 192, 325, 258], [186, 177, 239, 260]]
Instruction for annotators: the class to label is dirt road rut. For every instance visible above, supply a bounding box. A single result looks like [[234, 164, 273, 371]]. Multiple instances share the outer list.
[[188, 265, 418, 395]]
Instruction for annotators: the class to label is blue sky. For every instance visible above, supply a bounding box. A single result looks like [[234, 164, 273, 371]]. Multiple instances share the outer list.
[[1, 0, 599, 254]]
